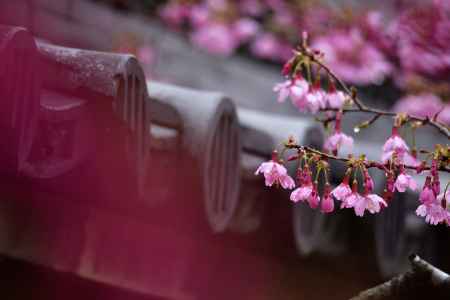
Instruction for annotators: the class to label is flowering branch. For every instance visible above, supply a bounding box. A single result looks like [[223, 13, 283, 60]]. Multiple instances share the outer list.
[[298, 47, 450, 139], [257, 32, 450, 225], [286, 145, 450, 174]]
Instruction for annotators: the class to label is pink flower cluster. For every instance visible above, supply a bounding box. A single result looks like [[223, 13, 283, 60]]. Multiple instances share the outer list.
[[390, 1, 450, 79], [158, 0, 339, 62], [416, 161, 450, 225], [331, 172, 387, 217], [273, 74, 347, 114], [160, 1, 261, 56], [255, 156, 390, 216], [157, 0, 450, 102]]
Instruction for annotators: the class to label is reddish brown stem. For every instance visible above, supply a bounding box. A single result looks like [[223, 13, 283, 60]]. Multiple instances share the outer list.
[[285, 144, 450, 173]]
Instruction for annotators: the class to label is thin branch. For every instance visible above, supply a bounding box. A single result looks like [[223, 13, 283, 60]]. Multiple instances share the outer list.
[[303, 50, 450, 139], [285, 144, 450, 173]]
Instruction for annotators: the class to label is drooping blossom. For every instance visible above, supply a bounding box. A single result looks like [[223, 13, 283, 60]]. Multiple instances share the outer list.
[[301, 87, 325, 114], [382, 127, 409, 154], [416, 202, 449, 225], [340, 180, 361, 209], [321, 183, 334, 213], [417, 176, 450, 226], [354, 168, 387, 216], [381, 127, 419, 167], [363, 169, 374, 193], [255, 151, 295, 189], [354, 193, 387, 217], [308, 182, 320, 209], [331, 172, 352, 201], [324, 132, 353, 155], [290, 165, 319, 208], [394, 170, 417, 192], [273, 76, 309, 103], [419, 176, 437, 205], [325, 89, 346, 110], [324, 112, 353, 155], [290, 182, 312, 203]]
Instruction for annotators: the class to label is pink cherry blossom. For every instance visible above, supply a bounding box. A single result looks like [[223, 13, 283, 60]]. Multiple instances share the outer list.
[[341, 191, 362, 209], [394, 171, 417, 192], [382, 129, 409, 154], [273, 76, 309, 104], [331, 175, 352, 201], [308, 184, 320, 209], [381, 127, 417, 165], [324, 112, 353, 155], [290, 184, 313, 203], [321, 193, 334, 213], [273, 80, 292, 103], [339, 180, 362, 209], [419, 176, 436, 205], [354, 194, 387, 217], [321, 184, 334, 213], [325, 90, 346, 109], [323, 132, 354, 154], [416, 203, 449, 225], [391, 2, 450, 79], [303, 88, 325, 114], [290, 166, 319, 208], [363, 169, 375, 193], [255, 159, 295, 189]]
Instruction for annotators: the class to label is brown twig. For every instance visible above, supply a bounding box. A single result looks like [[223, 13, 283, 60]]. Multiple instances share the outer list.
[[302, 49, 450, 139], [285, 144, 450, 173]]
